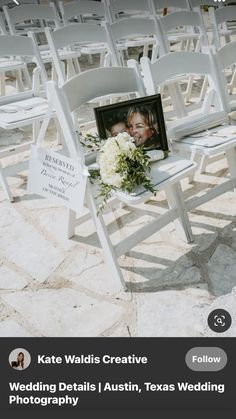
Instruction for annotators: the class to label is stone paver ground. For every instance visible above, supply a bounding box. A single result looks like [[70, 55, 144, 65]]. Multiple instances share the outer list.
[[1, 142, 236, 337]]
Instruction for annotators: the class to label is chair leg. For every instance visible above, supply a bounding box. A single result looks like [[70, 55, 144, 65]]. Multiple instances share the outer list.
[[0, 162, 13, 202], [200, 76, 208, 102], [72, 57, 81, 74], [0, 73, 6, 96], [86, 185, 126, 292], [229, 67, 236, 95], [67, 208, 77, 239], [33, 121, 41, 143], [67, 59, 76, 80], [22, 67, 32, 90], [166, 182, 193, 243], [199, 155, 208, 174], [54, 116, 67, 147], [14, 70, 24, 92], [226, 148, 236, 191], [188, 151, 202, 183]]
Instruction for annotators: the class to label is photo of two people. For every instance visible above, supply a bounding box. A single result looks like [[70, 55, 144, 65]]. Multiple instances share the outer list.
[[94, 94, 169, 152]]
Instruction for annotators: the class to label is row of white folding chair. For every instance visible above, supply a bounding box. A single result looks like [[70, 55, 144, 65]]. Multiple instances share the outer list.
[[109, 0, 201, 54], [2, 3, 82, 81], [58, 9, 208, 66], [57, 0, 203, 63], [0, 34, 53, 202], [139, 45, 236, 179], [46, 66, 197, 291], [43, 12, 210, 122], [106, 12, 207, 113], [108, 0, 231, 49]]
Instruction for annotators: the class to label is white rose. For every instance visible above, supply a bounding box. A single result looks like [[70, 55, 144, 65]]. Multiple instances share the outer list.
[[97, 133, 135, 187]]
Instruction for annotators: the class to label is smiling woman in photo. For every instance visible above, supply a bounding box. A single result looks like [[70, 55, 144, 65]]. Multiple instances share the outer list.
[[127, 105, 161, 150]]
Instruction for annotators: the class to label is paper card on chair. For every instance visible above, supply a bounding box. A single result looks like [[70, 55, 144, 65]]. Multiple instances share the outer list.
[[28, 145, 87, 216]]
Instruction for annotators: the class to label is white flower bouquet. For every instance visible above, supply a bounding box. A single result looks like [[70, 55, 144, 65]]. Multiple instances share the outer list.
[[87, 132, 167, 213]]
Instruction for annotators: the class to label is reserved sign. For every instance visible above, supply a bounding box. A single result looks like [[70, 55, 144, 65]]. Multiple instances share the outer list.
[[28, 145, 87, 215]]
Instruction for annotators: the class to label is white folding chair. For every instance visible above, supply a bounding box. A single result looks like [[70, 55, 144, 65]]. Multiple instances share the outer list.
[[209, 5, 236, 49], [58, 0, 112, 65], [47, 66, 196, 291], [107, 0, 157, 61], [59, 0, 111, 25], [158, 10, 208, 52], [3, 3, 60, 36], [0, 34, 51, 202], [45, 23, 112, 85], [104, 16, 160, 66], [140, 50, 236, 179], [3, 2, 85, 81]]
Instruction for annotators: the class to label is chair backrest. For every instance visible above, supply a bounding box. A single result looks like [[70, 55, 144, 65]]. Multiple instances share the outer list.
[[151, 0, 191, 13], [0, 33, 48, 87], [105, 17, 160, 65], [3, 3, 60, 35], [158, 10, 208, 51], [141, 50, 215, 87], [190, 0, 223, 8], [62, 66, 146, 113], [45, 23, 111, 85], [214, 5, 236, 25], [59, 0, 110, 25], [209, 5, 236, 48], [46, 66, 146, 156], [109, 0, 152, 22], [140, 50, 225, 126]]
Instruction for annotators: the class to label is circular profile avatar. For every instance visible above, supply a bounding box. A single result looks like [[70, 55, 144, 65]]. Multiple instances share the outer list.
[[9, 348, 31, 371]]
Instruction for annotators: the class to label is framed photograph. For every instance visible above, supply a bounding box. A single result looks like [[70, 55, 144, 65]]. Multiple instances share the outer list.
[[94, 94, 169, 152]]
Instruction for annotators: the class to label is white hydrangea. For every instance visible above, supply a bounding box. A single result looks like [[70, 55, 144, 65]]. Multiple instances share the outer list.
[[98, 133, 136, 188]]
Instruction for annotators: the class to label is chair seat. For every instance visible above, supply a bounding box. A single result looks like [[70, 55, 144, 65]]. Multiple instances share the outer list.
[[168, 111, 229, 140], [0, 59, 26, 72], [81, 43, 108, 55], [173, 125, 236, 157], [40, 48, 81, 64], [115, 154, 196, 205], [167, 32, 200, 43], [117, 36, 155, 49], [0, 96, 49, 129], [219, 28, 236, 37]]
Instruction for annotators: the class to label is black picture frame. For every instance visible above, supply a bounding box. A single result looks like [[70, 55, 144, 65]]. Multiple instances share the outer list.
[[94, 94, 169, 152]]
